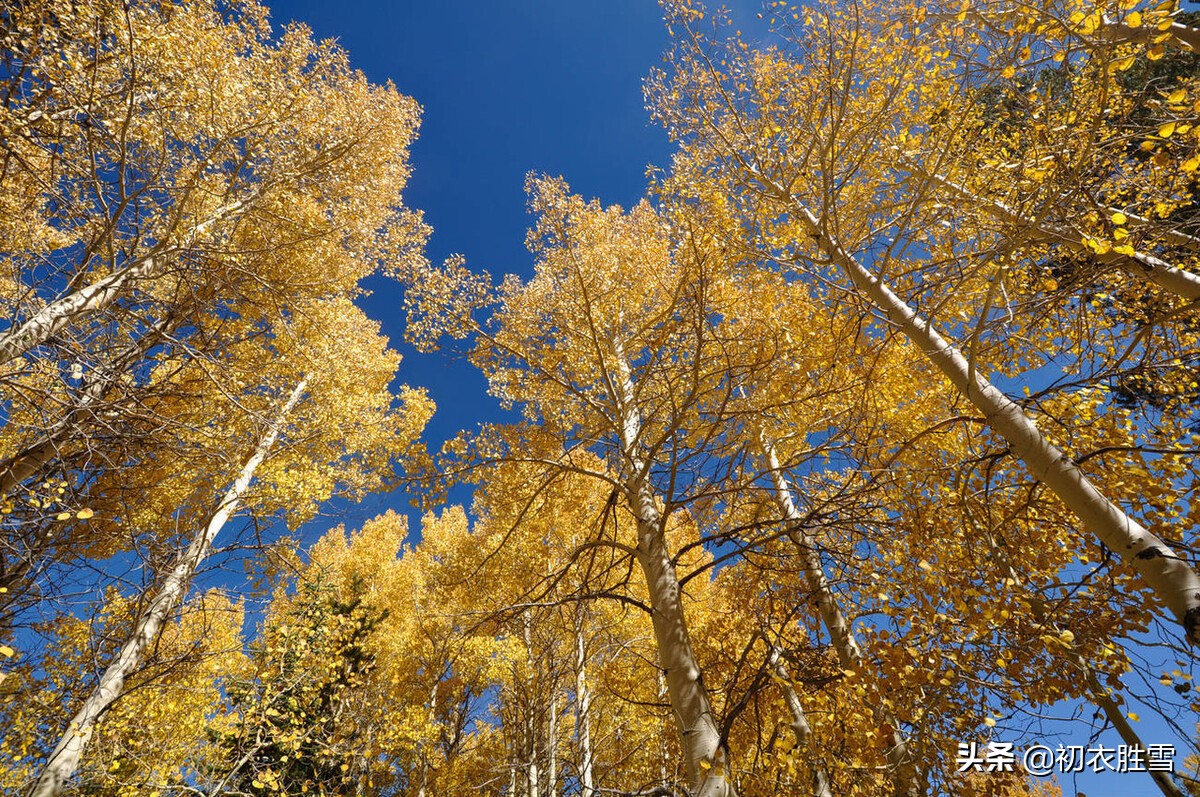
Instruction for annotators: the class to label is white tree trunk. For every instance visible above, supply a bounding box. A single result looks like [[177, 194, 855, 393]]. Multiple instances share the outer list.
[[26, 378, 307, 797], [768, 647, 832, 797], [547, 691, 558, 797], [757, 431, 919, 796], [773, 189, 1200, 645], [611, 344, 734, 797], [573, 621, 595, 797], [417, 677, 439, 797], [0, 196, 251, 367], [757, 432, 861, 669], [523, 611, 540, 797], [1, 315, 179, 498], [910, 164, 1200, 300]]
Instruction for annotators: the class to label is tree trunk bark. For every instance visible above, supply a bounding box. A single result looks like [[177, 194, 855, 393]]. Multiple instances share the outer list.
[[611, 343, 734, 797], [26, 378, 307, 797], [909, 164, 1200, 300], [770, 186, 1200, 645], [757, 431, 920, 796], [768, 647, 832, 797], [0, 313, 180, 499], [547, 691, 558, 797], [417, 677, 439, 797], [573, 620, 595, 797], [0, 196, 251, 367]]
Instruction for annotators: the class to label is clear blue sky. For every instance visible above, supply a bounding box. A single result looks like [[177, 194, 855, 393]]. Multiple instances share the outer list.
[[260, 4, 1184, 795], [272, 0, 705, 453]]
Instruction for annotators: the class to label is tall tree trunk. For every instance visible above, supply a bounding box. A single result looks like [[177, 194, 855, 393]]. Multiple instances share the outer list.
[[523, 611, 540, 797], [573, 619, 595, 797], [767, 646, 832, 797], [0, 195, 251, 367], [756, 432, 861, 669], [908, 163, 1200, 300], [756, 430, 920, 796], [0, 312, 180, 499], [612, 343, 734, 797], [760, 179, 1200, 644], [547, 691, 558, 797], [417, 676, 440, 797], [27, 378, 307, 797]]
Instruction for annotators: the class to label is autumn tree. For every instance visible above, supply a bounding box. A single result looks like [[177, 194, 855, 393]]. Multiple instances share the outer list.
[[406, 175, 798, 795], [0, 1, 434, 793], [0, 589, 244, 795], [0, 0, 427, 618], [650, 0, 1200, 792]]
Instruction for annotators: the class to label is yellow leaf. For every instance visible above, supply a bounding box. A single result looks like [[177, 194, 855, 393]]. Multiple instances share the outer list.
[[1128, 712, 1140, 721], [1111, 211, 1127, 225], [1183, 156, 1199, 174], [1159, 121, 1177, 138], [1126, 11, 1143, 27], [56, 511, 70, 521], [918, 559, 933, 572], [1148, 44, 1165, 60], [1168, 88, 1187, 104], [1001, 65, 1016, 79], [984, 717, 996, 727], [0, 644, 14, 658], [76, 508, 94, 520]]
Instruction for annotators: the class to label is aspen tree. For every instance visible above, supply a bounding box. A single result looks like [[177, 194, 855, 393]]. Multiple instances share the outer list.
[[0, 0, 428, 613], [652, 0, 1200, 647], [407, 176, 750, 795], [27, 379, 308, 797]]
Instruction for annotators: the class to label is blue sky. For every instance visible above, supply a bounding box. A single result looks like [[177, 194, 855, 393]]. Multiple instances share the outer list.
[[259, 4, 1189, 795], [272, 0, 695, 453]]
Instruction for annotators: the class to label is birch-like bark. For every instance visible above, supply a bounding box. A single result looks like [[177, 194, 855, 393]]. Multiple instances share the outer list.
[[611, 342, 734, 797], [767, 647, 832, 797], [756, 432, 861, 669], [573, 621, 595, 797], [757, 431, 920, 796], [910, 164, 1200, 300], [416, 677, 440, 797], [547, 691, 558, 797], [0, 196, 251, 367], [764, 180, 1200, 644], [528, 737, 539, 797], [523, 611, 540, 797], [26, 378, 307, 797]]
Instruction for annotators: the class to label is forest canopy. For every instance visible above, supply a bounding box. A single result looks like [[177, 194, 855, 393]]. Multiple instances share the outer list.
[[2, 0, 1200, 796]]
